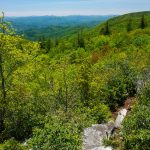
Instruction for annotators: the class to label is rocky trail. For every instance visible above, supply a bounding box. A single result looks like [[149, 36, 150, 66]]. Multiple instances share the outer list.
[[82, 97, 134, 150]]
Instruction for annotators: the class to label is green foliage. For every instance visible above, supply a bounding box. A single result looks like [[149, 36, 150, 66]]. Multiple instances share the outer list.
[[95, 36, 111, 49], [0, 11, 150, 150], [88, 102, 111, 123], [104, 74, 128, 110], [95, 11, 150, 35], [131, 34, 150, 47], [98, 59, 137, 110], [100, 21, 111, 35], [104, 21, 110, 35], [78, 63, 91, 105], [77, 29, 85, 48], [28, 101, 111, 149], [0, 139, 26, 150], [3, 97, 37, 141], [140, 15, 146, 29], [122, 84, 150, 150], [103, 137, 119, 148], [127, 18, 132, 32], [7, 16, 111, 40], [29, 115, 82, 150], [0, 32, 40, 142]]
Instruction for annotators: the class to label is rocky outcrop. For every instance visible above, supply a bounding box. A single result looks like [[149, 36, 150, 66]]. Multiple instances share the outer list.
[[83, 108, 128, 150], [82, 121, 114, 150], [136, 69, 150, 93], [114, 109, 127, 128]]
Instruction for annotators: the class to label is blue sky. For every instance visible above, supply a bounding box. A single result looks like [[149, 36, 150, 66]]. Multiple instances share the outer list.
[[0, 0, 150, 16]]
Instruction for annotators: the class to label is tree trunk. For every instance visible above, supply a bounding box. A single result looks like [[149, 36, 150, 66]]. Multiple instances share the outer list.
[[0, 50, 6, 142], [63, 68, 68, 112], [0, 12, 7, 142]]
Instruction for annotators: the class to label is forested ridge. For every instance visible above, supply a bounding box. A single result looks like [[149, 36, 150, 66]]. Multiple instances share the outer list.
[[0, 11, 150, 149], [6, 15, 113, 40]]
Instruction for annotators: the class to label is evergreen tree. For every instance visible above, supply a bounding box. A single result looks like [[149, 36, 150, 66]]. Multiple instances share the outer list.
[[127, 18, 132, 32], [45, 37, 52, 53], [77, 28, 85, 48], [55, 37, 59, 47], [102, 21, 110, 35], [140, 15, 146, 29], [105, 21, 110, 35], [39, 36, 46, 49]]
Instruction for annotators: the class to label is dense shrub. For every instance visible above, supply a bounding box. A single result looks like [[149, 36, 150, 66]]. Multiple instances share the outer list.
[[0, 139, 26, 150], [27, 101, 111, 149], [100, 61, 136, 110], [102, 74, 128, 110], [28, 115, 82, 150], [122, 84, 150, 150], [88, 102, 111, 123]]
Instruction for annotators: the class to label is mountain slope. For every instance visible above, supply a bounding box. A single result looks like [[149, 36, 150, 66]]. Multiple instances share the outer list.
[[93, 11, 150, 35], [6, 15, 114, 29], [6, 15, 114, 40], [0, 11, 150, 150]]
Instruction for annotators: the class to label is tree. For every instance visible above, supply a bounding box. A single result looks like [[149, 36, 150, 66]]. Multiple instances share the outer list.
[[101, 21, 111, 35], [38, 36, 46, 49], [140, 15, 146, 29], [54, 62, 79, 112], [127, 18, 132, 32], [54, 37, 59, 47], [45, 37, 52, 53], [0, 13, 40, 142], [0, 12, 7, 137], [77, 28, 85, 48], [56, 63, 69, 112], [78, 63, 91, 106]]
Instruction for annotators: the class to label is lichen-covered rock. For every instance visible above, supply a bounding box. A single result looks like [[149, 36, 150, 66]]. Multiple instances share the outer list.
[[82, 121, 114, 150], [83, 108, 128, 150]]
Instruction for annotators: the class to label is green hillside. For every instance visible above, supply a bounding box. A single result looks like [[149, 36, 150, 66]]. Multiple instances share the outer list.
[[0, 11, 150, 150], [19, 26, 82, 40], [6, 15, 113, 40], [93, 11, 150, 35]]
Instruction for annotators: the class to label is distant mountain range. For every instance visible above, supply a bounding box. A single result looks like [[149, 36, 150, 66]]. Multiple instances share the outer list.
[[5, 15, 115, 40], [6, 15, 115, 29]]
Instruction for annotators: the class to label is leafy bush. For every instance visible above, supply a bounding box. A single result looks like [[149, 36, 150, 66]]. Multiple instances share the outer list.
[[101, 73, 135, 110], [103, 137, 119, 148], [88, 102, 111, 123], [131, 34, 150, 47], [99, 59, 137, 110], [1, 139, 26, 150], [103, 74, 127, 110], [122, 84, 150, 150], [28, 115, 82, 150], [95, 36, 111, 49]]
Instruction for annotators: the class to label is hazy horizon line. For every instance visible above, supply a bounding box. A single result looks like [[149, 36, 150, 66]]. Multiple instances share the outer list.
[[5, 14, 118, 18], [4, 10, 150, 18]]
